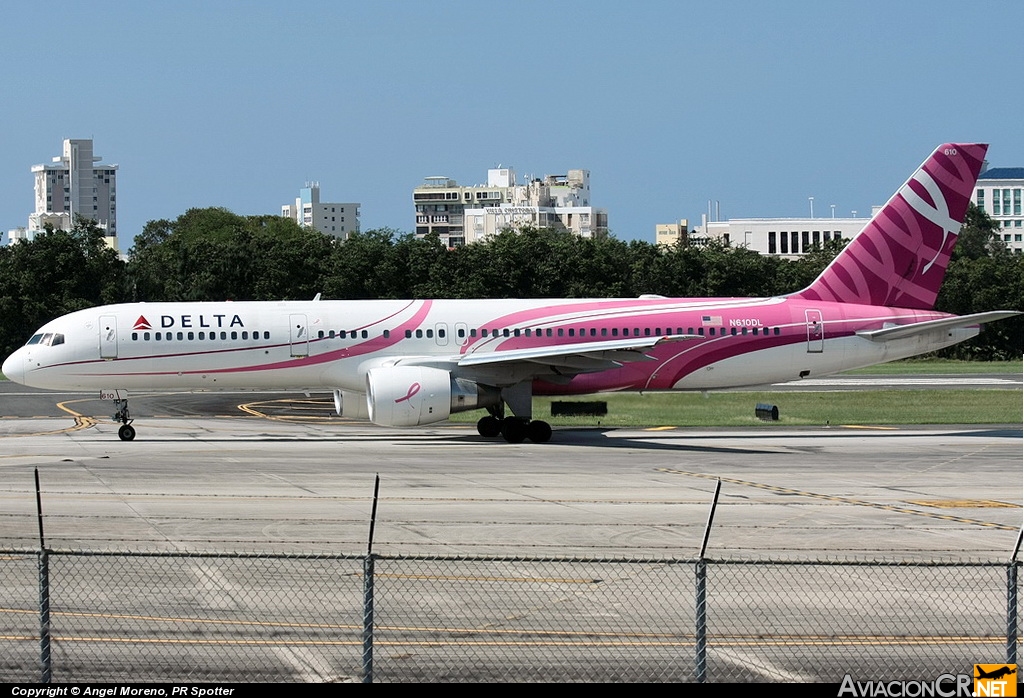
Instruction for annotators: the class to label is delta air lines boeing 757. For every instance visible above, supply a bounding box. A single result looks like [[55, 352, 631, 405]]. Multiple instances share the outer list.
[[2, 143, 1018, 442]]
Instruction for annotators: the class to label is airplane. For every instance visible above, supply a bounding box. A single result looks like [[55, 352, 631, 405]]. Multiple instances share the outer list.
[[975, 665, 1017, 681], [2, 143, 1018, 443]]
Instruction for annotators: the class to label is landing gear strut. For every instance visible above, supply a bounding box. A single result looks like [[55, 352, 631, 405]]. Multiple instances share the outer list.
[[474, 386, 552, 443], [113, 398, 135, 441]]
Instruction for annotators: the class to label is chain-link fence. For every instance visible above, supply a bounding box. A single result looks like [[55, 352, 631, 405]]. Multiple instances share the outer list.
[[0, 549, 1019, 682]]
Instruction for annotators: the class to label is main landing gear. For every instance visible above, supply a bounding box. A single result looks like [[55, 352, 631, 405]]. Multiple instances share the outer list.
[[476, 415, 552, 443], [112, 398, 135, 441], [475, 382, 552, 443]]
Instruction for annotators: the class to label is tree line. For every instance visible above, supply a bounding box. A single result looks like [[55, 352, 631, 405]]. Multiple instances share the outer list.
[[1, 207, 1020, 360]]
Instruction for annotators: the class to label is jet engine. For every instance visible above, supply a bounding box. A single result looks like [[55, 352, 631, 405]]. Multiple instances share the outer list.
[[366, 366, 499, 427], [333, 389, 370, 419]]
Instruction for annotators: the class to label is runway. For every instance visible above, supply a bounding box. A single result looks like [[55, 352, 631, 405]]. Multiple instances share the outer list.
[[0, 383, 1019, 560]]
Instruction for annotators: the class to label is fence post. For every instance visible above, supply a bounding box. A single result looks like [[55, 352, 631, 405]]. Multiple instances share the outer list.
[[362, 475, 380, 683], [362, 554, 375, 683], [695, 559, 707, 683], [694, 478, 720, 683], [34, 469, 51, 683], [1008, 562, 1019, 666], [1010, 530, 1022, 666], [38, 550, 51, 683]]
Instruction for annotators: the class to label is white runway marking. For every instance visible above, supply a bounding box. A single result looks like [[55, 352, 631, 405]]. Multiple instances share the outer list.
[[273, 647, 352, 682], [711, 647, 816, 682]]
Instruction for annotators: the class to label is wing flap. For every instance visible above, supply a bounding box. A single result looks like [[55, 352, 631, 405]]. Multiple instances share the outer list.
[[456, 334, 698, 368]]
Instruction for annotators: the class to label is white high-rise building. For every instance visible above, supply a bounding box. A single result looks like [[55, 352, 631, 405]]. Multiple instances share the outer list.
[[9, 139, 118, 247], [975, 166, 1024, 253], [281, 183, 360, 239]]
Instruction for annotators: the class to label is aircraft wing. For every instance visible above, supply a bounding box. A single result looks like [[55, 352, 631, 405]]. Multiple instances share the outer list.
[[855, 311, 1021, 342], [455, 335, 698, 372]]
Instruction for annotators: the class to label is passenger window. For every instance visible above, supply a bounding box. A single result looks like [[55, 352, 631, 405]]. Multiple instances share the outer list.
[[188, 332, 195, 340], [132, 332, 138, 341], [426, 329, 434, 338], [383, 330, 390, 339], [199, 332, 205, 340], [242, 331, 249, 340], [177, 332, 184, 340], [318, 330, 324, 339], [503, 329, 510, 337], [612, 328, 619, 337], [231, 331, 238, 340], [415, 330, 423, 338], [405, 330, 412, 338]]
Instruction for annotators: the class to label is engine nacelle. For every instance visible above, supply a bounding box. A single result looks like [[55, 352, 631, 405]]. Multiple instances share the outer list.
[[333, 389, 370, 420], [366, 366, 499, 427]]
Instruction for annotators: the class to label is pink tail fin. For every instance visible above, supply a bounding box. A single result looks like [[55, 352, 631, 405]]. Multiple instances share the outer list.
[[793, 143, 988, 309]]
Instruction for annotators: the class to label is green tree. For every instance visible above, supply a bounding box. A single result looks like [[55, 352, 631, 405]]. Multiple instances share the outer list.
[[0, 217, 126, 358], [127, 208, 331, 301]]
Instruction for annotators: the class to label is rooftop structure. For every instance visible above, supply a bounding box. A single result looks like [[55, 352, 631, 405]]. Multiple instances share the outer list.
[[414, 167, 607, 246], [281, 183, 360, 239]]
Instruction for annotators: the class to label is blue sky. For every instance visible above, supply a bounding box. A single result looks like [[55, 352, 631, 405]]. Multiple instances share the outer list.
[[3, 1, 1022, 252]]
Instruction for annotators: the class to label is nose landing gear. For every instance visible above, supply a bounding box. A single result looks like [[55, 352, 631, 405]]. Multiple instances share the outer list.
[[112, 398, 135, 441]]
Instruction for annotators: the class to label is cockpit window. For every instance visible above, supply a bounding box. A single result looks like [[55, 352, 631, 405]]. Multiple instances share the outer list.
[[24, 333, 65, 347]]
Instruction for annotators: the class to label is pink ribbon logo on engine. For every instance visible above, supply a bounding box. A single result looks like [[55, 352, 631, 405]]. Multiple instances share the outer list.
[[395, 382, 421, 404]]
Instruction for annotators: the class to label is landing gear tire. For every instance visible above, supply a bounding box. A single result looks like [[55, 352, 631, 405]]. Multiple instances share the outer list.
[[526, 420, 552, 443], [477, 415, 502, 437], [112, 398, 135, 441], [501, 418, 528, 444]]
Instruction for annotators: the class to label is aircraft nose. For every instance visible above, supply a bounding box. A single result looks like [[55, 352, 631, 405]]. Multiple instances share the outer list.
[[2, 350, 25, 385]]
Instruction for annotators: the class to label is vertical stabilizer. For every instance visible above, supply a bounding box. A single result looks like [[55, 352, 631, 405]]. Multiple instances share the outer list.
[[793, 143, 987, 309]]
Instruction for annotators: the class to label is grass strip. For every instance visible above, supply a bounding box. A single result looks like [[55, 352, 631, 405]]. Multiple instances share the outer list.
[[449, 389, 1022, 428]]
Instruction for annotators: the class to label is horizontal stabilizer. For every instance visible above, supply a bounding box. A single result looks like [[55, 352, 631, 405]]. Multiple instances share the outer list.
[[855, 311, 1021, 342]]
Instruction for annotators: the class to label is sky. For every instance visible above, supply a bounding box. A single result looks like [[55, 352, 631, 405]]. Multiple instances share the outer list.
[[3, 1, 1022, 253]]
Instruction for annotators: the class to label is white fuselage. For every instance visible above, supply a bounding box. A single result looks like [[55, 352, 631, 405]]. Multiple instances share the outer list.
[[1, 297, 973, 397]]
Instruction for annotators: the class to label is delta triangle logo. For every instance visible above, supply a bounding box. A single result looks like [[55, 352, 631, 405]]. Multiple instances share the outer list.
[[133, 315, 152, 331]]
